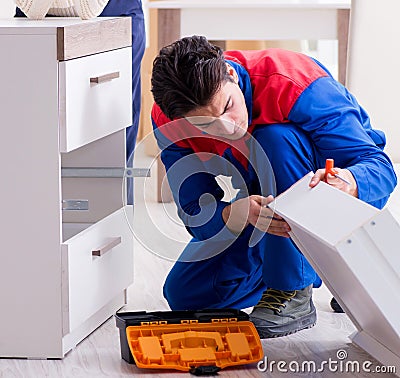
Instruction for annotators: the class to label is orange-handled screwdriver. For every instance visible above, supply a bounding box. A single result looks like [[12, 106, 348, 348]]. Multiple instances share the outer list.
[[325, 158, 351, 185]]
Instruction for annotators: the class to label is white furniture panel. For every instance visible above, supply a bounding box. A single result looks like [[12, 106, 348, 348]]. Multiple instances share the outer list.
[[271, 173, 400, 371], [0, 18, 134, 358], [59, 47, 132, 152]]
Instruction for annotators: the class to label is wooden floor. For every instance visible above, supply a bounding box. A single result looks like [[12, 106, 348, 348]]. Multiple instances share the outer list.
[[0, 150, 398, 378]]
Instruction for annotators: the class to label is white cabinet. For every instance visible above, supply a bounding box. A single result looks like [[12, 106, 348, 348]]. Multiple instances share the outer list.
[[0, 17, 134, 358]]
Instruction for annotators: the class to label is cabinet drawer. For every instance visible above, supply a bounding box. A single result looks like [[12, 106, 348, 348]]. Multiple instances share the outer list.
[[62, 206, 134, 334], [59, 47, 132, 152]]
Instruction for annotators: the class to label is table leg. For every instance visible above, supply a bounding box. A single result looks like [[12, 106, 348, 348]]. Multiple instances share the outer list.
[[156, 9, 180, 203], [338, 8, 350, 86]]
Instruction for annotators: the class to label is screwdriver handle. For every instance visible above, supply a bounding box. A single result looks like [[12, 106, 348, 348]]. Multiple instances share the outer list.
[[325, 158, 337, 181], [325, 158, 351, 185]]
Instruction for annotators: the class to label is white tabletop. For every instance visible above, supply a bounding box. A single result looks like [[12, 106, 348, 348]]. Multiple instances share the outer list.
[[147, 0, 351, 9]]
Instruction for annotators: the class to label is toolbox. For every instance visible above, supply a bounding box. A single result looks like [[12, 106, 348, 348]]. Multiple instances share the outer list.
[[115, 309, 263, 372]]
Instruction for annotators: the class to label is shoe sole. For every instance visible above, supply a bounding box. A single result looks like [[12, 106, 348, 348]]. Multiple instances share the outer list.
[[250, 299, 317, 339]]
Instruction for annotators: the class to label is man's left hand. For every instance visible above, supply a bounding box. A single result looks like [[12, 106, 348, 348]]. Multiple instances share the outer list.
[[309, 168, 358, 197]]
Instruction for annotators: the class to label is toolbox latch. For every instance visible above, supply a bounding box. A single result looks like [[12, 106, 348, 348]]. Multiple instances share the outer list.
[[211, 318, 238, 323], [140, 320, 168, 326], [181, 319, 199, 324]]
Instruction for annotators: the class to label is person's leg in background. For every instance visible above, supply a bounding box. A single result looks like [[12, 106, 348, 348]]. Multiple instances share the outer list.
[[100, 0, 146, 205]]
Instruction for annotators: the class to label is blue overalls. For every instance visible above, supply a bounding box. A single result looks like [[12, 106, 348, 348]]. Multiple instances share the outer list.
[[152, 50, 397, 310]]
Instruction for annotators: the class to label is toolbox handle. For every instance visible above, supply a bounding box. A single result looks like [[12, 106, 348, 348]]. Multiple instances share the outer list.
[[92, 237, 121, 257]]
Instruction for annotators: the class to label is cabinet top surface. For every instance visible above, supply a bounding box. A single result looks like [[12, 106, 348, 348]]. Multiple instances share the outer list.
[[0, 17, 120, 34], [0, 17, 131, 59]]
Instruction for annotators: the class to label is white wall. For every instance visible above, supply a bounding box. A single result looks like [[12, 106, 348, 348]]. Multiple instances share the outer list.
[[0, 1, 16, 18]]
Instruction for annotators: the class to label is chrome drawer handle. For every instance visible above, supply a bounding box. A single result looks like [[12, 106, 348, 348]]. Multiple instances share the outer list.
[[92, 236, 121, 257], [90, 71, 120, 84], [62, 199, 89, 211]]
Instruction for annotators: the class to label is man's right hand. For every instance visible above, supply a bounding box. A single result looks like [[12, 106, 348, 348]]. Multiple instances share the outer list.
[[221, 195, 291, 238]]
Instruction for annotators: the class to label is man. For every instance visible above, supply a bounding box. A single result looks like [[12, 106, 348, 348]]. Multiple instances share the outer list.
[[150, 36, 397, 338], [15, 0, 145, 204]]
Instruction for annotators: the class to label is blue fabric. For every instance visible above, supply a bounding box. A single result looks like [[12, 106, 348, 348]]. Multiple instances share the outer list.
[[164, 227, 266, 310]]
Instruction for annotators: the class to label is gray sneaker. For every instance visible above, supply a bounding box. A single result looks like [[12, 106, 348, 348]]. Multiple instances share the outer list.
[[249, 285, 316, 338]]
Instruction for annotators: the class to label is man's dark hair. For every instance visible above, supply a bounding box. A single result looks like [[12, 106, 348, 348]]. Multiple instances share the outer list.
[[151, 35, 229, 120]]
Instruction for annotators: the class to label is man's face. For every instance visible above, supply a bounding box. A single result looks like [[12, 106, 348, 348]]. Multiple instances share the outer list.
[[185, 78, 249, 140]]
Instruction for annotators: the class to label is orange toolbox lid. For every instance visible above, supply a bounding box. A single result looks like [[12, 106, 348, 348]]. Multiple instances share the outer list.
[[124, 314, 263, 372]]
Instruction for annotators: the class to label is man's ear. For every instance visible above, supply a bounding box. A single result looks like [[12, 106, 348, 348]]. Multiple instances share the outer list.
[[226, 63, 239, 84]]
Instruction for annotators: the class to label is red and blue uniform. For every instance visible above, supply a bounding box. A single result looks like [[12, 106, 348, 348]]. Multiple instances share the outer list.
[[152, 49, 397, 310]]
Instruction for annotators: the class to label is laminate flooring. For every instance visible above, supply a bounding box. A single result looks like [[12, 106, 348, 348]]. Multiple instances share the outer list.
[[1, 151, 398, 378]]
